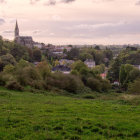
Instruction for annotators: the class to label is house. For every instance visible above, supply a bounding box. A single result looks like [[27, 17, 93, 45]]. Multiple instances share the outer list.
[[113, 81, 120, 86], [34, 42, 45, 49], [133, 65, 140, 70], [52, 65, 71, 74], [59, 59, 74, 66], [100, 73, 106, 79], [84, 59, 96, 68], [33, 62, 40, 66]]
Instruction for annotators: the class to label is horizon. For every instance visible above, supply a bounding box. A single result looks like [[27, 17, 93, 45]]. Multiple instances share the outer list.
[[1, 0, 140, 45]]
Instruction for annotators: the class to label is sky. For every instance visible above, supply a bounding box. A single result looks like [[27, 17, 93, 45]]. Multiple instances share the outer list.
[[0, 0, 140, 45]]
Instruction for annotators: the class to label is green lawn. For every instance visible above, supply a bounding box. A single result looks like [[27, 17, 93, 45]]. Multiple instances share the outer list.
[[0, 88, 140, 140]]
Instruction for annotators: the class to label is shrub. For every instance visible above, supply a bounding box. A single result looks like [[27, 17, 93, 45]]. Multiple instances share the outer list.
[[71, 70, 79, 76], [36, 61, 51, 80], [86, 78, 102, 92], [0, 73, 15, 86], [46, 73, 84, 93], [128, 79, 140, 94], [30, 80, 45, 90], [16, 66, 41, 87], [5, 80, 23, 91], [83, 94, 95, 99], [0, 73, 6, 86], [101, 79, 111, 92]]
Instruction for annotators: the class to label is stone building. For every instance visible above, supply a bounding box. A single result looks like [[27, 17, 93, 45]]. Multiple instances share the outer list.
[[14, 21, 34, 48]]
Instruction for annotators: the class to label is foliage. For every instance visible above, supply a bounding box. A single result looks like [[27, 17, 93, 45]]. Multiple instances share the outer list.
[[72, 60, 88, 72], [119, 64, 140, 90], [128, 78, 140, 94], [86, 78, 102, 92], [36, 61, 51, 80], [79, 53, 93, 61], [5, 80, 23, 91], [108, 49, 140, 82], [0, 54, 16, 71], [92, 64, 105, 74], [10, 43, 30, 61], [46, 73, 84, 93], [33, 48, 42, 62], [67, 48, 80, 60]]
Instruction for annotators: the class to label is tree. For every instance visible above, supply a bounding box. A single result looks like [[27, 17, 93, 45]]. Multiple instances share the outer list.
[[119, 64, 138, 90], [10, 43, 29, 61], [3, 64, 15, 74], [107, 58, 121, 82], [94, 45, 100, 50], [36, 61, 51, 80], [93, 64, 105, 74], [119, 65, 126, 86], [79, 53, 93, 61], [104, 49, 113, 60], [128, 78, 140, 94], [0, 54, 16, 71], [72, 60, 88, 72], [67, 48, 80, 60], [128, 68, 140, 82], [94, 51, 104, 65], [86, 78, 101, 92], [33, 48, 42, 62]]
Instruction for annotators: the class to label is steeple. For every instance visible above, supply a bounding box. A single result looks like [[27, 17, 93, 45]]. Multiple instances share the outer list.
[[15, 20, 19, 38]]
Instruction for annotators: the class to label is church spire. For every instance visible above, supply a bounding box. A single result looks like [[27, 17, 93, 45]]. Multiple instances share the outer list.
[[15, 20, 19, 38]]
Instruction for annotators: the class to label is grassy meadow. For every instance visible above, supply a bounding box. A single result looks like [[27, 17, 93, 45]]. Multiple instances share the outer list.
[[0, 88, 140, 140]]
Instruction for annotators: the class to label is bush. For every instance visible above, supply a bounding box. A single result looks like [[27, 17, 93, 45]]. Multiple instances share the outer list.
[[16, 66, 41, 87], [86, 78, 102, 92], [0, 73, 6, 86], [83, 94, 95, 99], [5, 80, 23, 91], [101, 79, 111, 92], [30, 80, 45, 90], [0, 73, 15, 86], [46, 73, 84, 93], [36, 61, 51, 80], [128, 79, 140, 94]]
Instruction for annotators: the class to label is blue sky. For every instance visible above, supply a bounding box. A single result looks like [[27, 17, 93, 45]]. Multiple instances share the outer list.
[[0, 0, 140, 45]]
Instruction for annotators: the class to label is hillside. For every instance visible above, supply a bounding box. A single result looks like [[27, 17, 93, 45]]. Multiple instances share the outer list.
[[0, 88, 140, 140]]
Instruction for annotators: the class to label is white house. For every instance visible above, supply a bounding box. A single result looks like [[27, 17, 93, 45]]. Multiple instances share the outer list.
[[84, 59, 96, 68], [133, 65, 140, 70]]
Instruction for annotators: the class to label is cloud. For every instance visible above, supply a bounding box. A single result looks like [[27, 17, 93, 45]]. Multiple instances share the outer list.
[[32, 30, 41, 34], [64, 21, 126, 31], [36, 0, 76, 6], [0, 0, 6, 3], [136, 0, 140, 5], [30, 0, 40, 5], [92, 0, 114, 3], [61, 0, 76, 3], [3, 30, 13, 34], [45, 0, 56, 6], [0, 18, 5, 25]]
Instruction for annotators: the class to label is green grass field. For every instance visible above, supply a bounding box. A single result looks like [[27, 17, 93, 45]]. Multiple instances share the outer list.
[[0, 88, 140, 140]]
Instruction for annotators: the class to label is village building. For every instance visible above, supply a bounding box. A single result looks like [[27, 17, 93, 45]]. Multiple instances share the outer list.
[[52, 65, 71, 74], [133, 65, 140, 70], [14, 20, 43, 48], [84, 59, 96, 68], [59, 59, 74, 66]]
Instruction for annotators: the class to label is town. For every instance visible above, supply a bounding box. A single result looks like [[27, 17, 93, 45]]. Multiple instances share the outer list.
[[0, 0, 140, 139]]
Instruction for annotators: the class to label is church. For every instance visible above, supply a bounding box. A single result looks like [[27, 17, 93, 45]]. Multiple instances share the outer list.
[[14, 20, 34, 48]]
